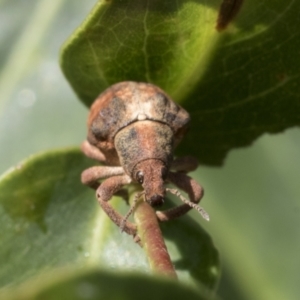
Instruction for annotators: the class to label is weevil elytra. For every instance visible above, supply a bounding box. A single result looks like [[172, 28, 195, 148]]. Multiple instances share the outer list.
[[81, 81, 208, 239]]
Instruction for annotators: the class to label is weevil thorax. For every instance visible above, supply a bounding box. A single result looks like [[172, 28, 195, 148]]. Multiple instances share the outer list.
[[115, 121, 172, 206], [87, 81, 190, 204]]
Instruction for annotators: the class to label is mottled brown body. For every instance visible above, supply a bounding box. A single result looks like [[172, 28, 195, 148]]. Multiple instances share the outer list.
[[115, 121, 173, 176], [87, 81, 189, 166], [81, 82, 208, 240]]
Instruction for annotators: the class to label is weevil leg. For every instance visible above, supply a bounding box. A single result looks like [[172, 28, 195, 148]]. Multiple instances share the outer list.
[[81, 165, 125, 189], [81, 166, 129, 211], [156, 171, 204, 221], [96, 174, 138, 238], [171, 156, 199, 173], [81, 140, 106, 162]]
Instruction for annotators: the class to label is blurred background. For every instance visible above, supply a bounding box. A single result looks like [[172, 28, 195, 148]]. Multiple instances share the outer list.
[[0, 1, 299, 299]]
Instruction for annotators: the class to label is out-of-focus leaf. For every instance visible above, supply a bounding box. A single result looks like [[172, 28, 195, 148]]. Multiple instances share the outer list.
[[196, 128, 300, 300], [60, 0, 300, 165], [1, 268, 216, 300], [0, 148, 220, 290], [0, 0, 97, 174]]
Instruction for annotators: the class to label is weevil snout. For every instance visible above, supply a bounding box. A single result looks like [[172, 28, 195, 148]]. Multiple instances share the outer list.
[[148, 194, 164, 206], [133, 159, 168, 207]]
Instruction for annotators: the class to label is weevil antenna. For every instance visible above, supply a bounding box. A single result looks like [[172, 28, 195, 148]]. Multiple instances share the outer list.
[[120, 191, 145, 232], [166, 188, 210, 221]]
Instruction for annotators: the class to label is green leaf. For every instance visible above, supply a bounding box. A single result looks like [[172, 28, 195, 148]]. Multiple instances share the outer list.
[[0, 149, 220, 290], [60, 0, 300, 165], [197, 130, 300, 300], [2, 2, 300, 300], [1, 267, 215, 300], [60, 0, 218, 105]]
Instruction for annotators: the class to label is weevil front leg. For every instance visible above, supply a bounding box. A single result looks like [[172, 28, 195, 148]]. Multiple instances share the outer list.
[[96, 175, 137, 237], [81, 165, 125, 189], [156, 171, 204, 221], [81, 165, 137, 236], [81, 140, 106, 162]]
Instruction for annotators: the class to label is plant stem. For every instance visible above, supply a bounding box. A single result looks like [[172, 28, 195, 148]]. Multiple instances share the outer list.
[[133, 199, 177, 279]]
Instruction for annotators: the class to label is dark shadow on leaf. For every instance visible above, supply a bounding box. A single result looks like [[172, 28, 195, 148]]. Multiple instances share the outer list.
[[160, 214, 220, 290]]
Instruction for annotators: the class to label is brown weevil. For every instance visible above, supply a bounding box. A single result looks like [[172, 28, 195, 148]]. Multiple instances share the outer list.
[[81, 81, 208, 239]]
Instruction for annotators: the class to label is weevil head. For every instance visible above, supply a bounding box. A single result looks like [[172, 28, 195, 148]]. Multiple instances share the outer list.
[[133, 159, 168, 206]]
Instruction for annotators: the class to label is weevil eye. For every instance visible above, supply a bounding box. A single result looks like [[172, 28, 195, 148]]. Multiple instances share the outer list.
[[161, 167, 168, 181], [136, 171, 144, 184]]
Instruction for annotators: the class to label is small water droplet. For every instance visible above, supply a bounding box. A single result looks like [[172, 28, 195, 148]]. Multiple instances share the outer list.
[[76, 282, 98, 299], [209, 265, 219, 277], [18, 89, 36, 108], [137, 113, 147, 120], [15, 164, 23, 170]]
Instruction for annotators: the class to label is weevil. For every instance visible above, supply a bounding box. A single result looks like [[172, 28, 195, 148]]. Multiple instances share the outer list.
[[81, 81, 208, 239]]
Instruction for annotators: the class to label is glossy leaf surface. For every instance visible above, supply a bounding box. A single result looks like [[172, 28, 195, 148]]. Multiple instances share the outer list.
[[0, 149, 220, 290]]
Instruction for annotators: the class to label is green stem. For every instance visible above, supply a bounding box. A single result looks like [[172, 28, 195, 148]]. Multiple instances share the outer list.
[[133, 199, 177, 279]]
